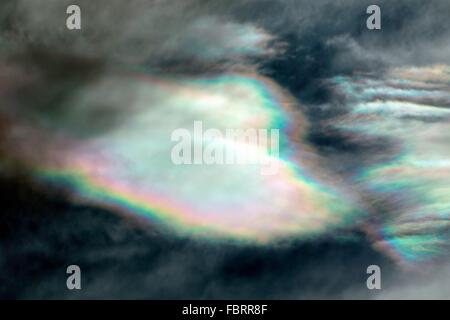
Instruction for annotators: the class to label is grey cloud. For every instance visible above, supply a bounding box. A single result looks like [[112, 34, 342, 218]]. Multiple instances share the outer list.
[[1, 0, 276, 71]]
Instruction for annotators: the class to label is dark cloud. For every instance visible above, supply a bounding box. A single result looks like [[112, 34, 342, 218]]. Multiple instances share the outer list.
[[0, 175, 393, 299]]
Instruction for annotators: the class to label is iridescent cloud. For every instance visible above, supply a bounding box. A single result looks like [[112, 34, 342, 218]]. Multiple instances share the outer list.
[[330, 65, 450, 264], [8, 71, 360, 243]]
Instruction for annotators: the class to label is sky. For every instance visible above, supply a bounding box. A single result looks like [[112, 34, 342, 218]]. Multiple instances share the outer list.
[[0, 0, 449, 299]]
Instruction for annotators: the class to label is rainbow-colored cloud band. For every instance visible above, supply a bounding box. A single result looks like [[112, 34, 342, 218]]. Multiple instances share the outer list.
[[30, 72, 359, 243], [331, 65, 450, 263]]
